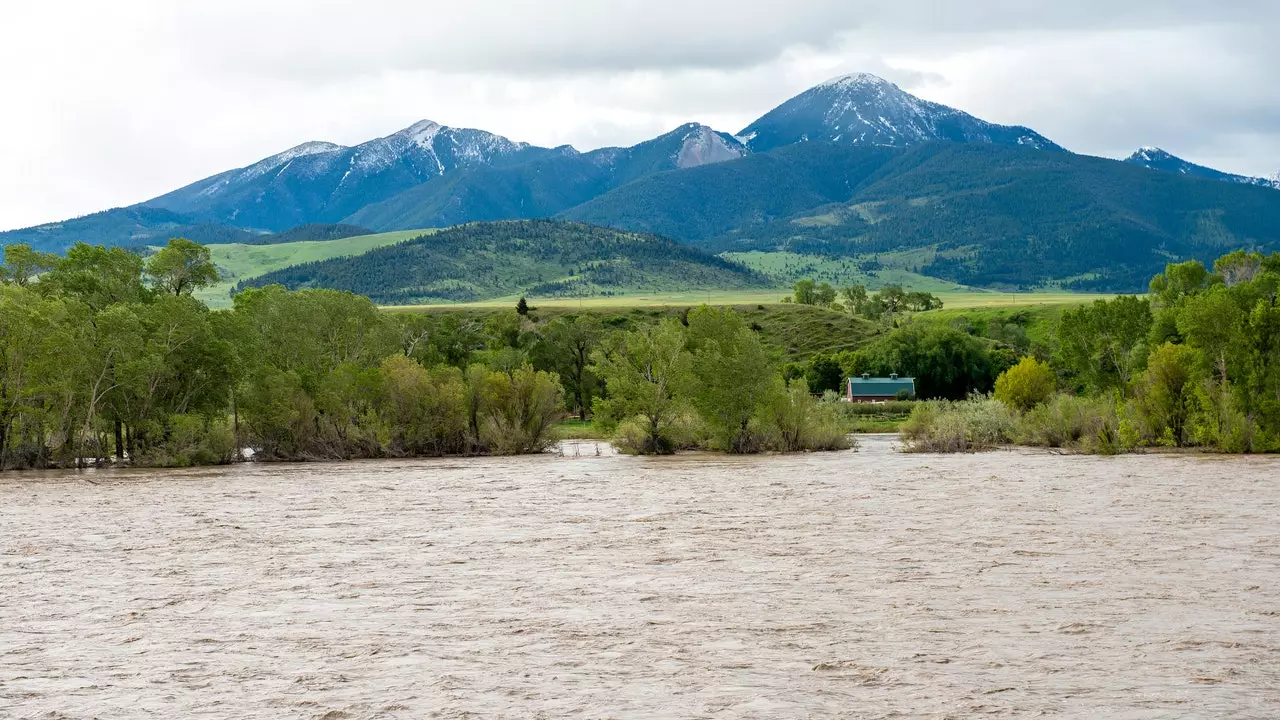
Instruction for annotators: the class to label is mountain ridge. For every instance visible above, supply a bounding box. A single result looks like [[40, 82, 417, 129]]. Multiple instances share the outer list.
[[1124, 146, 1279, 190]]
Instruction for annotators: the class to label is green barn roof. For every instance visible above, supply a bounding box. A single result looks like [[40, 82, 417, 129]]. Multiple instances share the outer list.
[[849, 376, 916, 396]]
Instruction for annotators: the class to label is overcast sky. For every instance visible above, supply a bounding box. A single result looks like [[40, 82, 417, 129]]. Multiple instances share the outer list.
[[2, 1, 1277, 231]]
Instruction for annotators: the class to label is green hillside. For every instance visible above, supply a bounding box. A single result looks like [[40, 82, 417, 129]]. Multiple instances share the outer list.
[[562, 141, 1280, 291], [198, 229, 428, 306], [561, 143, 900, 241], [237, 220, 769, 304], [402, 301, 884, 363]]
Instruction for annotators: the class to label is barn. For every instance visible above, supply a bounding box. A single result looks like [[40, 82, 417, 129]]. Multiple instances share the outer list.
[[846, 373, 916, 403]]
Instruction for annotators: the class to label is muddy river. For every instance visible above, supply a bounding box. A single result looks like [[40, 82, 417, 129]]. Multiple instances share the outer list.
[[2, 436, 1277, 718]]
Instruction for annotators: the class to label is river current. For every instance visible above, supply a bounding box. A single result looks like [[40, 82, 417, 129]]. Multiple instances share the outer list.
[[2, 436, 1277, 718]]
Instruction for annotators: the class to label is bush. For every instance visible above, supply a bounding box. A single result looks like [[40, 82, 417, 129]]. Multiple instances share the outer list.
[[994, 356, 1056, 411], [1019, 394, 1120, 452], [900, 396, 1017, 452], [479, 367, 565, 455], [137, 415, 237, 467], [760, 379, 856, 452]]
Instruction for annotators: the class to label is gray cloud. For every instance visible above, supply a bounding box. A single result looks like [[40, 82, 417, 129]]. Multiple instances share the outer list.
[[0, 1, 1277, 230]]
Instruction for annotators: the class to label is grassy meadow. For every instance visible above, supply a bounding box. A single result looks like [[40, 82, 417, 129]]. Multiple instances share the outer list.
[[198, 229, 431, 306]]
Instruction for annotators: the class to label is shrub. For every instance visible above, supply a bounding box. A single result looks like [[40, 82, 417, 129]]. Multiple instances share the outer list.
[[479, 367, 565, 455], [1019, 394, 1120, 451], [137, 415, 237, 467], [994, 356, 1056, 411], [760, 379, 855, 452], [900, 396, 1017, 452]]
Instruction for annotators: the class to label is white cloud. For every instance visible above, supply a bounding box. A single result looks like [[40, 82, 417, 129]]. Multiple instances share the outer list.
[[0, 1, 1276, 230]]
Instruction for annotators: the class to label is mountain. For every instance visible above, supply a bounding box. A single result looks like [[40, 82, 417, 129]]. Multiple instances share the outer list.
[[738, 73, 1063, 153], [345, 123, 747, 231], [237, 220, 768, 303], [1124, 147, 1280, 190], [144, 121, 560, 231], [566, 141, 1280, 290], [562, 142, 901, 241], [0, 205, 226, 253]]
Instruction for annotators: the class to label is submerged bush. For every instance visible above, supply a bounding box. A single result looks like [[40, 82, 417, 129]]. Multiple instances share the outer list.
[[478, 367, 564, 455], [1019, 394, 1120, 452], [136, 414, 237, 468], [900, 396, 1017, 452], [760, 379, 855, 452]]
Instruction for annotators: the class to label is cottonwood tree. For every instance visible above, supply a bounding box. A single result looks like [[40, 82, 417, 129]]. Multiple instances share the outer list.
[[145, 238, 220, 296], [591, 319, 693, 454], [686, 306, 777, 452]]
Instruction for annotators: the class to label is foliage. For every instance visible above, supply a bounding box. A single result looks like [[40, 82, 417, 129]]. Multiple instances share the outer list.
[[842, 323, 1013, 400], [1056, 296, 1152, 393], [0, 244, 58, 286], [591, 320, 694, 454], [759, 378, 855, 452], [531, 315, 603, 421], [145, 238, 220, 296], [686, 306, 777, 452], [994, 356, 1057, 411], [901, 250, 1280, 454], [900, 396, 1018, 452], [792, 279, 836, 307], [1018, 394, 1120, 452]]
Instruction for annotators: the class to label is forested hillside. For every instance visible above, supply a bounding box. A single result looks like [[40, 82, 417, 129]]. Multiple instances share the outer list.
[[567, 142, 1280, 290], [238, 220, 768, 303], [561, 143, 901, 241]]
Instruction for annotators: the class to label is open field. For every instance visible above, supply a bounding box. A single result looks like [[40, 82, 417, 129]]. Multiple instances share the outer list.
[[198, 229, 431, 307]]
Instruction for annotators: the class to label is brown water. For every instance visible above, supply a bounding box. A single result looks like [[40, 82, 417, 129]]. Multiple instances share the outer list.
[[2, 436, 1278, 719]]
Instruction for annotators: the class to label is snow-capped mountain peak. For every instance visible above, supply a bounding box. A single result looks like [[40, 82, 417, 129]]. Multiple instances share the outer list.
[[740, 72, 1063, 153], [401, 119, 443, 150], [1125, 146, 1279, 190], [818, 72, 895, 90]]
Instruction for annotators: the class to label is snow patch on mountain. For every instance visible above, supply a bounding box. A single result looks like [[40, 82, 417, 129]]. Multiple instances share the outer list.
[[740, 72, 1063, 153], [1124, 146, 1279, 191]]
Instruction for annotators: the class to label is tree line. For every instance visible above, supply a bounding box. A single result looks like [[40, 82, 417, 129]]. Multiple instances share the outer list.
[[903, 250, 1280, 453], [0, 239, 848, 469]]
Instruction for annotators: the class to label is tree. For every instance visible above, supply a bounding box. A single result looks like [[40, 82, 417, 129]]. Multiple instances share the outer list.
[[994, 357, 1056, 411], [1127, 343, 1200, 446], [535, 315, 603, 421], [516, 296, 529, 316], [804, 353, 844, 394], [792, 279, 817, 306], [1056, 296, 1152, 393], [145, 238, 220, 296], [840, 284, 868, 314], [39, 243, 149, 311], [591, 319, 693, 454], [686, 306, 776, 452], [1214, 250, 1264, 287], [814, 282, 837, 307], [846, 324, 1005, 400], [478, 367, 564, 454], [1, 244, 57, 286]]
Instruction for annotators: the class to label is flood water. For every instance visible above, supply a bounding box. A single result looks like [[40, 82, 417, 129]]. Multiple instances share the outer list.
[[2, 436, 1278, 718]]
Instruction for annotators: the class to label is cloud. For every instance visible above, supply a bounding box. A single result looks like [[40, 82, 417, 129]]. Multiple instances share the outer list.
[[0, 1, 1276, 230]]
